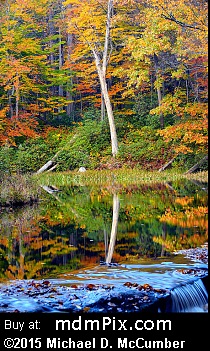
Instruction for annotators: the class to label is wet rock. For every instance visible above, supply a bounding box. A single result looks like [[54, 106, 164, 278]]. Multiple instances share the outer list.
[[0, 280, 170, 313], [175, 243, 208, 264], [0, 245, 208, 313]]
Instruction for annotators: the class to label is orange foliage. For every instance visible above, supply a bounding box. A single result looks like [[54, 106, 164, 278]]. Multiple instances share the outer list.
[[0, 109, 39, 146], [175, 196, 194, 207], [153, 233, 208, 251], [160, 206, 208, 229], [157, 102, 208, 154]]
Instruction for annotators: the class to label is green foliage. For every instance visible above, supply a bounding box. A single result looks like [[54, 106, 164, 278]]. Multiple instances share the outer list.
[[118, 126, 171, 169], [132, 95, 159, 128], [81, 106, 101, 122], [15, 139, 52, 173], [172, 153, 208, 172], [56, 120, 110, 171], [0, 146, 16, 174], [0, 109, 207, 174], [0, 128, 71, 173], [131, 95, 176, 129]]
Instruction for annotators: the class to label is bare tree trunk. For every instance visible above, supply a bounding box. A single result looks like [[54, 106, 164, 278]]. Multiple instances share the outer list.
[[15, 74, 19, 117], [106, 193, 120, 264], [66, 32, 74, 117], [49, 8, 55, 96], [93, 50, 118, 157], [58, 27, 63, 98], [58, 27, 64, 116], [8, 86, 14, 118], [101, 94, 106, 121], [66, 89, 74, 117], [36, 134, 77, 174], [36, 160, 55, 174], [157, 85, 164, 128], [154, 54, 164, 128], [158, 157, 176, 172], [100, 0, 113, 122], [92, 1, 118, 157], [184, 155, 208, 174], [102, 0, 112, 76]]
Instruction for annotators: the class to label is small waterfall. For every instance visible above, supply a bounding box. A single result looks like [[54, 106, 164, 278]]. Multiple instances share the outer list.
[[170, 278, 208, 312]]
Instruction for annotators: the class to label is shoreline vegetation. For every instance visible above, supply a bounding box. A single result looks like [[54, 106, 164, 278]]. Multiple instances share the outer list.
[[0, 170, 208, 207], [0, 173, 41, 207]]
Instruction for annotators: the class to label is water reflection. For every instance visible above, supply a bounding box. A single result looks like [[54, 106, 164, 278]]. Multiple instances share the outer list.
[[0, 179, 208, 283], [106, 193, 120, 264]]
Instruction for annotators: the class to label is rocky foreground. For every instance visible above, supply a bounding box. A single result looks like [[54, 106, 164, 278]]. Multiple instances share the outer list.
[[0, 244, 208, 313]]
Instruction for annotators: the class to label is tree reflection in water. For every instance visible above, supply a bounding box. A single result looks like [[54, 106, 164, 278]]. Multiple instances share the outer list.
[[106, 193, 120, 264], [0, 179, 208, 282]]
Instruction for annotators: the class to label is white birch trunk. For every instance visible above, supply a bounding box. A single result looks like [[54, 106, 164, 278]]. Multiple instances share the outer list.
[[93, 50, 118, 157], [96, 0, 118, 155], [100, 0, 112, 123]]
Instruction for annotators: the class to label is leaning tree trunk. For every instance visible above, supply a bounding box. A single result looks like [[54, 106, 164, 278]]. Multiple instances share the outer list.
[[158, 157, 176, 172], [36, 134, 77, 174], [93, 51, 118, 157], [92, 0, 118, 157], [154, 53, 164, 128], [101, 94, 106, 121], [184, 155, 208, 174], [100, 0, 112, 122]]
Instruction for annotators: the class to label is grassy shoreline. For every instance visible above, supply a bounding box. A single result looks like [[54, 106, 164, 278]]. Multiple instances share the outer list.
[[0, 169, 208, 207], [0, 173, 41, 207], [37, 169, 208, 188]]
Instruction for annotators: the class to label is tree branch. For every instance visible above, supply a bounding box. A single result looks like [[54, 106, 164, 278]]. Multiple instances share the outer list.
[[161, 13, 204, 31]]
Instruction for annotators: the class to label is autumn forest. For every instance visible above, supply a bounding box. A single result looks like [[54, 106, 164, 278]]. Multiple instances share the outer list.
[[0, 0, 208, 316], [0, 0, 208, 174]]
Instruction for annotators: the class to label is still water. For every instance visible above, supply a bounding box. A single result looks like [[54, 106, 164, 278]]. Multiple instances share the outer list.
[[0, 178, 208, 310]]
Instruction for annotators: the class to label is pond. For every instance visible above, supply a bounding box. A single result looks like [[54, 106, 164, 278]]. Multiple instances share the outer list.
[[0, 178, 208, 313]]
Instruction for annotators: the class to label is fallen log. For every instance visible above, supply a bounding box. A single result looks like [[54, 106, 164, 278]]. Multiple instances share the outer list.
[[46, 164, 58, 173], [36, 160, 55, 174], [184, 155, 208, 174], [36, 134, 77, 174], [158, 157, 176, 172]]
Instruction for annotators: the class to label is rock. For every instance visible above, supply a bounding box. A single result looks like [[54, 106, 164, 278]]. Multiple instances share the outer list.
[[78, 167, 86, 172]]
